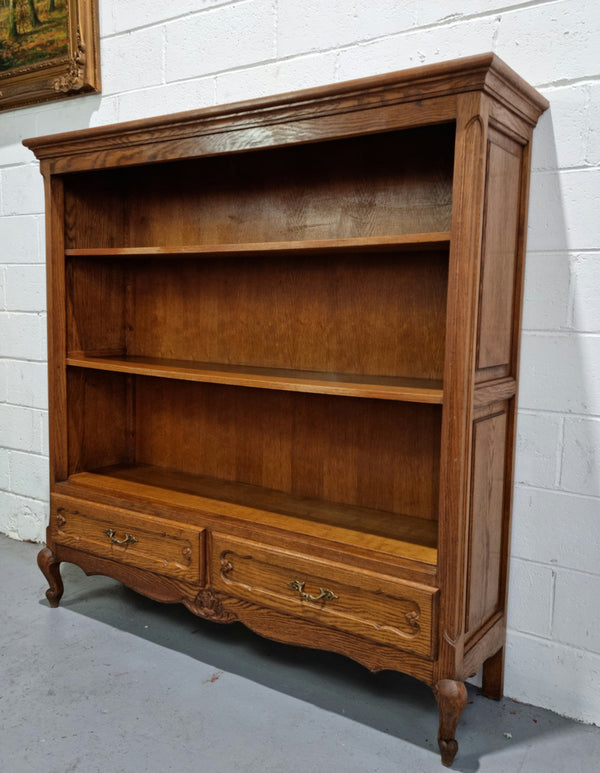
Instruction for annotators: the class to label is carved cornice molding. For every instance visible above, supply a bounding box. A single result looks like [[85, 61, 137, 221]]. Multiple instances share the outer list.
[[23, 53, 547, 166]]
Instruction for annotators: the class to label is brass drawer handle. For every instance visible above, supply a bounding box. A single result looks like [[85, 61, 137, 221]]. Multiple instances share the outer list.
[[288, 580, 338, 603], [103, 528, 137, 546]]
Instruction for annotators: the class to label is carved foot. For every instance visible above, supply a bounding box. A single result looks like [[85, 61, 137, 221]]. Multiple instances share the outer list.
[[482, 646, 504, 701], [37, 547, 64, 607], [434, 679, 467, 767]]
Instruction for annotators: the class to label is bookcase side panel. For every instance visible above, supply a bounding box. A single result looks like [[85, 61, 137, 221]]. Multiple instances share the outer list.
[[465, 115, 535, 656], [465, 404, 510, 635], [63, 173, 131, 250], [475, 127, 525, 381], [66, 259, 127, 357], [44, 172, 68, 486], [67, 369, 133, 475]]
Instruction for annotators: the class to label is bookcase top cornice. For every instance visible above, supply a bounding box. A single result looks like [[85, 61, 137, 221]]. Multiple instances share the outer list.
[[24, 53, 548, 171]]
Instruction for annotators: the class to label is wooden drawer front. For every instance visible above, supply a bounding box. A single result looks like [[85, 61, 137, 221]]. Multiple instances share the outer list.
[[51, 496, 204, 582], [212, 535, 437, 657]]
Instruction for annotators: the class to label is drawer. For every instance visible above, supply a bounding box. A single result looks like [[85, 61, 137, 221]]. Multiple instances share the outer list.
[[51, 495, 205, 583], [211, 534, 437, 658]]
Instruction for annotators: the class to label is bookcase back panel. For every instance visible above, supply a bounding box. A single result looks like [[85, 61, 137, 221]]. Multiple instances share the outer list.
[[134, 379, 442, 520], [66, 252, 448, 380], [132, 253, 447, 379], [62, 125, 455, 248]]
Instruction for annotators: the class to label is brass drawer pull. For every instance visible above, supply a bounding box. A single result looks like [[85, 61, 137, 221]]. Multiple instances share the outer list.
[[103, 528, 137, 546], [288, 580, 338, 603]]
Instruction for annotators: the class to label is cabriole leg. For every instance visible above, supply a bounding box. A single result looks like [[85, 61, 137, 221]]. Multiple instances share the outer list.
[[37, 547, 64, 607], [482, 646, 504, 701], [434, 679, 467, 767]]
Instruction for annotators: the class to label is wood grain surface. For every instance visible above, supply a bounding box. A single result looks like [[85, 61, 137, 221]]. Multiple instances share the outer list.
[[27, 55, 548, 767]]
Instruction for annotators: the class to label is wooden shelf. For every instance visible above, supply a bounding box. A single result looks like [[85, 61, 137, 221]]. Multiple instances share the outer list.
[[67, 464, 439, 566], [66, 354, 444, 403], [64, 232, 451, 259]]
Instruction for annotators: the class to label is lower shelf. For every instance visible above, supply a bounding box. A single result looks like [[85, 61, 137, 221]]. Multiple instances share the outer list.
[[65, 463, 438, 567]]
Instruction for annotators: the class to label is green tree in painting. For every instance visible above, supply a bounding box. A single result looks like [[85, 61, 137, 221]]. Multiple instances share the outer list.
[[27, 0, 41, 27], [8, 0, 18, 40]]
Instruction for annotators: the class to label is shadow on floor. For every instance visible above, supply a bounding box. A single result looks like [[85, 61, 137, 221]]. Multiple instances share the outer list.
[[45, 560, 577, 772]]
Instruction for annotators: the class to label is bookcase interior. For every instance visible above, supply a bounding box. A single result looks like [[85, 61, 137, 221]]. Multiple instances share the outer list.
[[58, 122, 457, 565], [62, 124, 455, 248], [66, 251, 449, 379]]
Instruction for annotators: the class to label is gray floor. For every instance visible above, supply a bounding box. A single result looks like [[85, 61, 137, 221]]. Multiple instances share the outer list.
[[1, 535, 599, 773]]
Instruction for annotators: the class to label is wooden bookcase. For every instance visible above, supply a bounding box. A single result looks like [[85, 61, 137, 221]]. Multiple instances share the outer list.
[[25, 54, 547, 766]]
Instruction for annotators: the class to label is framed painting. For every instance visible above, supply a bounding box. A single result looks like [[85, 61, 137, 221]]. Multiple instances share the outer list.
[[0, 0, 100, 111]]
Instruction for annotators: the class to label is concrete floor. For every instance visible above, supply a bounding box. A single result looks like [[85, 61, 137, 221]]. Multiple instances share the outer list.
[[1, 535, 599, 773]]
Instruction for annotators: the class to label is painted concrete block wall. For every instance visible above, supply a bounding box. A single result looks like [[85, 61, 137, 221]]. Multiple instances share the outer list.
[[1, 0, 599, 725]]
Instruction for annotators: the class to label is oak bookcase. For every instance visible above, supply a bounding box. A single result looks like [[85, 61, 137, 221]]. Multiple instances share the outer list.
[[25, 54, 547, 766]]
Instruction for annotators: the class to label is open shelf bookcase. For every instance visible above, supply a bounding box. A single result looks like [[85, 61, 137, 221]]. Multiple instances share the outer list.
[[25, 54, 547, 766]]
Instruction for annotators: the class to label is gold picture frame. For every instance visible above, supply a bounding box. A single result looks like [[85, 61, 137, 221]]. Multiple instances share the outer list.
[[0, 0, 100, 112]]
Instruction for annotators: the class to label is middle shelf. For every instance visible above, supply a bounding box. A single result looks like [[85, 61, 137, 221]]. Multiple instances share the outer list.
[[66, 355, 444, 403], [64, 232, 451, 259]]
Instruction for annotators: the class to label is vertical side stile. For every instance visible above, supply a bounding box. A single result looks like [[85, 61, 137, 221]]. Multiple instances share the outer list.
[[43, 166, 68, 490], [435, 92, 490, 681]]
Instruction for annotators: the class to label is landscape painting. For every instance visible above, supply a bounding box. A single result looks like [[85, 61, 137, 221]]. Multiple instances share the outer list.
[[0, 0, 100, 111], [0, 1, 68, 73]]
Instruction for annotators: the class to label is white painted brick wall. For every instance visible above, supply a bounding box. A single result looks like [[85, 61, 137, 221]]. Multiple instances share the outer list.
[[554, 570, 600, 652], [0, 164, 45, 215], [276, 0, 418, 56], [507, 559, 555, 639], [0, 0, 598, 726], [0, 404, 44, 454], [520, 334, 600, 414], [166, 1, 276, 81], [512, 488, 600, 575], [0, 216, 42, 263], [561, 418, 600, 497], [514, 412, 562, 488], [4, 265, 46, 312], [572, 254, 600, 330], [5, 360, 47, 410], [102, 26, 165, 95]]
